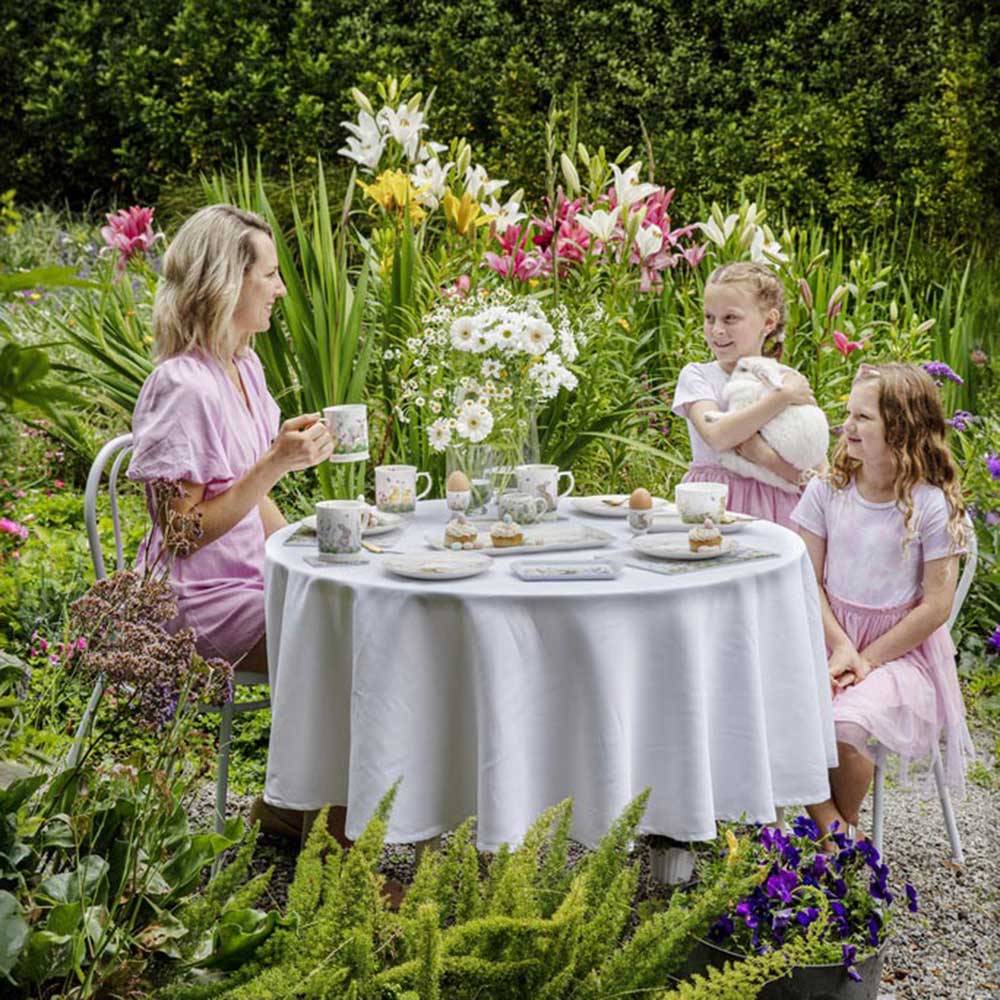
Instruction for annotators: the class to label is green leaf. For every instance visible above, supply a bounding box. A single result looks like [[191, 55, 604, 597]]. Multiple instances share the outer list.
[[0, 891, 29, 979], [14, 929, 73, 984], [195, 907, 279, 971], [0, 773, 45, 817], [36, 855, 109, 905]]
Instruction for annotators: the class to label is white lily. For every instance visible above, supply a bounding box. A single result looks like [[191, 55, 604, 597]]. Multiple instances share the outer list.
[[339, 110, 385, 172], [376, 103, 427, 161], [696, 213, 739, 247], [410, 157, 452, 210], [465, 163, 508, 201], [610, 162, 659, 208], [634, 224, 664, 260], [482, 195, 526, 231], [577, 209, 617, 244], [749, 226, 790, 266]]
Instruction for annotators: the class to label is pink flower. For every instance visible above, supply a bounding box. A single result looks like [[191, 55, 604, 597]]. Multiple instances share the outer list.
[[798, 278, 814, 311], [0, 517, 28, 540], [680, 243, 708, 269], [53, 479, 64, 489], [100, 205, 162, 273], [832, 330, 866, 356]]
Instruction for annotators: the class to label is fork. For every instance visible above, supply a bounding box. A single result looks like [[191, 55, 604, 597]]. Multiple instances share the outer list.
[[601, 497, 628, 507]]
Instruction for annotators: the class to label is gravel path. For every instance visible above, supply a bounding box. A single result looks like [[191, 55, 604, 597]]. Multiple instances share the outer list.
[[193, 725, 999, 999]]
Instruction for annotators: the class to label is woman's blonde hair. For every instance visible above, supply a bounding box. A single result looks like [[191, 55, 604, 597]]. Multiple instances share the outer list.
[[152, 205, 273, 363], [707, 262, 787, 360], [830, 363, 967, 550]]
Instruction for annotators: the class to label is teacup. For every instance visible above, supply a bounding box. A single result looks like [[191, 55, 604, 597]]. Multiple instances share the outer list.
[[516, 463, 575, 517], [315, 500, 363, 561], [322, 404, 369, 462], [375, 464, 432, 514], [674, 482, 728, 524], [497, 490, 548, 525]]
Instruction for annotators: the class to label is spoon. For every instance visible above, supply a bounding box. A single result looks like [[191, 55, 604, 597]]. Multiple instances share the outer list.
[[601, 497, 628, 507], [362, 541, 404, 554]]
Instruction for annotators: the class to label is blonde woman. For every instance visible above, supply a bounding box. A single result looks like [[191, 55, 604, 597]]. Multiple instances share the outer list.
[[128, 205, 332, 836]]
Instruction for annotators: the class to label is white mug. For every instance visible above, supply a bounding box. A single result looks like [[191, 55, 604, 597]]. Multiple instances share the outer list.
[[516, 463, 575, 516], [322, 404, 369, 462], [375, 464, 433, 514], [315, 500, 363, 560], [674, 482, 728, 524]]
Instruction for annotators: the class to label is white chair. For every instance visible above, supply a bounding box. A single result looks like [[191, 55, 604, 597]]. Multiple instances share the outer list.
[[870, 518, 978, 863], [71, 432, 270, 836]]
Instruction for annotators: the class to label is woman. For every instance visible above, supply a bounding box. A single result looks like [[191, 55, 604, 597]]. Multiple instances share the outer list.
[[128, 204, 332, 836]]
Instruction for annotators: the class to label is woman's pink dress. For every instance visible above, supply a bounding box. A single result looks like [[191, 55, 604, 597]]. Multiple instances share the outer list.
[[791, 477, 972, 792], [671, 360, 801, 528], [128, 349, 281, 664]]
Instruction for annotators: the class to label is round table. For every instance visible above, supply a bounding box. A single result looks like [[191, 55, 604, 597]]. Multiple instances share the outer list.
[[264, 500, 835, 849]]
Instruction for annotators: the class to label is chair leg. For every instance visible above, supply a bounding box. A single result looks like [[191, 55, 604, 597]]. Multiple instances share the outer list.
[[932, 754, 964, 864], [215, 701, 235, 836], [871, 765, 885, 858]]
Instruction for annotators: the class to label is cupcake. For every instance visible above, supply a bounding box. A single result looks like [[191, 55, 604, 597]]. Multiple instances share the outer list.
[[688, 517, 723, 553], [490, 515, 524, 548], [444, 515, 479, 548]]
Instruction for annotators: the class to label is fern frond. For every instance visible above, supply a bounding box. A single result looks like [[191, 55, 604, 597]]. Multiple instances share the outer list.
[[578, 789, 650, 913], [536, 798, 574, 917], [415, 902, 442, 1000]]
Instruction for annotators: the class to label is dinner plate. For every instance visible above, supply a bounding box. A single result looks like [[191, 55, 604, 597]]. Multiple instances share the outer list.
[[382, 552, 491, 581], [631, 536, 737, 561], [643, 512, 752, 535], [302, 511, 404, 537], [571, 494, 674, 518]]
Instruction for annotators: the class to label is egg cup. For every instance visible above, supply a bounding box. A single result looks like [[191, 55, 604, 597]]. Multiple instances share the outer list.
[[446, 489, 472, 513], [628, 509, 653, 533]]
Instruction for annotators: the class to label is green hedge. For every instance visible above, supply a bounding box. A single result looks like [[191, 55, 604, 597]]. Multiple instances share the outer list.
[[2, 0, 998, 243]]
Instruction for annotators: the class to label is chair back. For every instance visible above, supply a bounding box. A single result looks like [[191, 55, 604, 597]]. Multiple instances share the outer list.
[[83, 433, 134, 580], [945, 515, 978, 633]]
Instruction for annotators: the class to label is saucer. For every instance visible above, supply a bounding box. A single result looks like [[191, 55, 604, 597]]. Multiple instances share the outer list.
[[302, 512, 404, 537], [572, 495, 673, 518], [382, 552, 492, 581]]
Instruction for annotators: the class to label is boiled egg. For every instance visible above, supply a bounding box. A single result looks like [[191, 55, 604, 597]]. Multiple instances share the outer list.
[[629, 487, 653, 509]]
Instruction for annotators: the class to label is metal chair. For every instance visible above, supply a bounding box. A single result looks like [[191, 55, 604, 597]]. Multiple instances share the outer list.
[[72, 432, 270, 835], [870, 518, 978, 863]]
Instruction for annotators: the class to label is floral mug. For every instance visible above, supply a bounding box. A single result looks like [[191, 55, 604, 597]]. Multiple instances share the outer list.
[[322, 404, 369, 462], [497, 490, 548, 525], [315, 500, 363, 561], [375, 464, 433, 514], [516, 463, 575, 517]]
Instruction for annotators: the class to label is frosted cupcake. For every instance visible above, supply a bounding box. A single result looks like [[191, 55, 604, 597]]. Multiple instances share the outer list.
[[489, 515, 524, 548], [444, 515, 479, 549], [688, 517, 722, 553]]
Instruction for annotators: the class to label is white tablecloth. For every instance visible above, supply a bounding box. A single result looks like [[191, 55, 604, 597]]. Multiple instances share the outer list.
[[264, 500, 835, 849]]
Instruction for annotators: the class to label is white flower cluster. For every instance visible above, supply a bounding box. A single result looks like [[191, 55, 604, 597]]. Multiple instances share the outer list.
[[396, 293, 583, 453]]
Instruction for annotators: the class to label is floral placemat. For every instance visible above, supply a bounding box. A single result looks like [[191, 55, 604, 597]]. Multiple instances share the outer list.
[[624, 546, 779, 577], [283, 524, 317, 547]]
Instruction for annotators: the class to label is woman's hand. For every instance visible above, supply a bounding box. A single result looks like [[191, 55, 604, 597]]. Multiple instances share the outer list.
[[777, 370, 816, 407], [269, 413, 334, 473]]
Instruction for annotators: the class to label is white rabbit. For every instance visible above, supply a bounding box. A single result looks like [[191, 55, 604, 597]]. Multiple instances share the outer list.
[[704, 356, 829, 492]]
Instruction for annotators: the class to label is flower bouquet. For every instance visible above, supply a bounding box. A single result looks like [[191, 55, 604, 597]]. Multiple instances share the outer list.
[[690, 817, 917, 996], [391, 289, 583, 494]]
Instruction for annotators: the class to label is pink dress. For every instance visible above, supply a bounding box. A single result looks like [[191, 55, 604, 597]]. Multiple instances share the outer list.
[[671, 361, 801, 528], [128, 349, 281, 664], [791, 477, 972, 792]]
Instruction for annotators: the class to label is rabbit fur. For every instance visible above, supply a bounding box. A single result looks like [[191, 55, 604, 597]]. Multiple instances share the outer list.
[[704, 356, 829, 492]]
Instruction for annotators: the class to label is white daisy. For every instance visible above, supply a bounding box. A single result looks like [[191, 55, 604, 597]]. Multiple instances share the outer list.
[[521, 319, 555, 355], [481, 358, 502, 379], [428, 417, 452, 452], [455, 401, 494, 443], [450, 316, 478, 351]]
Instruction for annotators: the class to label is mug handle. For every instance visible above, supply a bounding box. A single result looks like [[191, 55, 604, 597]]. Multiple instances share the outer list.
[[558, 470, 575, 497], [533, 497, 548, 516], [415, 471, 433, 501]]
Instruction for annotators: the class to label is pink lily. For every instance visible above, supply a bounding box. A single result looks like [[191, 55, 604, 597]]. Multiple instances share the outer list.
[[680, 243, 708, 268], [101, 205, 162, 274], [832, 330, 866, 356]]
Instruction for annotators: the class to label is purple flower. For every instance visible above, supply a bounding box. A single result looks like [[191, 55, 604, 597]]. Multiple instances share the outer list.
[[922, 360, 964, 385], [987, 453, 1000, 481], [867, 914, 882, 948], [795, 907, 820, 927], [792, 816, 821, 840], [905, 883, 918, 913], [709, 915, 735, 941], [986, 512, 1000, 527], [842, 944, 862, 982], [946, 410, 973, 431], [988, 626, 1000, 655], [765, 867, 800, 903]]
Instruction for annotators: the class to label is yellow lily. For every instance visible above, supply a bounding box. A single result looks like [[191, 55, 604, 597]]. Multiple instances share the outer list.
[[358, 169, 425, 225], [443, 189, 489, 236], [725, 828, 741, 867]]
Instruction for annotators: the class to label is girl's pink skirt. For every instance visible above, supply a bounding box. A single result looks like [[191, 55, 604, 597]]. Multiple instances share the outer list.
[[682, 463, 801, 529], [828, 593, 972, 794]]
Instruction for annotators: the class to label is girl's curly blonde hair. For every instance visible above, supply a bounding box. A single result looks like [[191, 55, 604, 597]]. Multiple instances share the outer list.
[[707, 261, 787, 361], [830, 363, 967, 551]]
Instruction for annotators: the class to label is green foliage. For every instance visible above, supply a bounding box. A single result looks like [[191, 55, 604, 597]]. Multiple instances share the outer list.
[[3, 2, 999, 245], [167, 790, 763, 999]]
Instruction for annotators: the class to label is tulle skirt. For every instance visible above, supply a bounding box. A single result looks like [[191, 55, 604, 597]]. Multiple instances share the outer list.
[[682, 463, 801, 529], [828, 593, 973, 795]]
